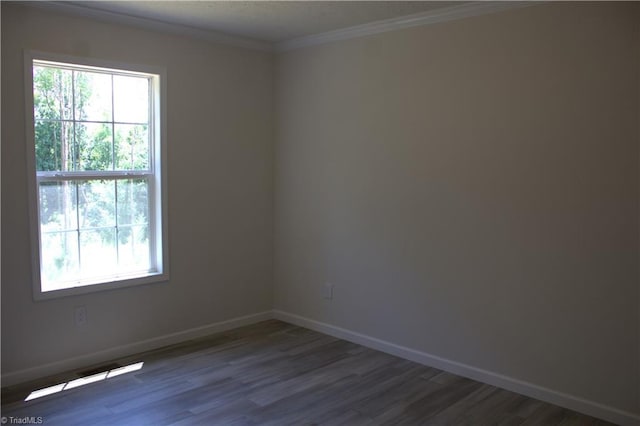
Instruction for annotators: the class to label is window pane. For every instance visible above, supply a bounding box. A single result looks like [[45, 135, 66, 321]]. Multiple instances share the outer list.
[[76, 122, 113, 171], [117, 225, 150, 271], [78, 180, 116, 229], [79, 228, 117, 278], [35, 120, 74, 172], [31, 59, 162, 295], [117, 179, 149, 226], [41, 231, 79, 291], [115, 124, 149, 170], [33, 66, 73, 120], [74, 71, 112, 122], [113, 75, 149, 124], [39, 181, 78, 231]]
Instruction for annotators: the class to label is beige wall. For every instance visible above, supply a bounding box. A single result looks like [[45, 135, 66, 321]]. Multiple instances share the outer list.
[[274, 2, 639, 415], [1, 3, 273, 373], [2, 0, 639, 420]]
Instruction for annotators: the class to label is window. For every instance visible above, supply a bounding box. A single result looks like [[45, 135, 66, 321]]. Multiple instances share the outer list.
[[25, 52, 168, 300]]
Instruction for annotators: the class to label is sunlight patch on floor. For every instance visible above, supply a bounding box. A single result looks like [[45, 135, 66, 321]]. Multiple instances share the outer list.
[[24, 362, 144, 402]]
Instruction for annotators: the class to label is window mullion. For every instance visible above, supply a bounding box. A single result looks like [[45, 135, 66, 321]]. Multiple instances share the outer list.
[[37, 171, 152, 181], [115, 179, 120, 269], [71, 69, 76, 171], [74, 181, 81, 274], [111, 74, 115, 171]]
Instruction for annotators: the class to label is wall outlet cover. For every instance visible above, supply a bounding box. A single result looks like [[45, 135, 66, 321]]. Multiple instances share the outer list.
[[75, 306, 88, 327], [323, 283, 333, 300]]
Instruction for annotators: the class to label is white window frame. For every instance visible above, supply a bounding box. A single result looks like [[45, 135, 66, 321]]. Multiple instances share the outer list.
[[24, 51, 169, 301]]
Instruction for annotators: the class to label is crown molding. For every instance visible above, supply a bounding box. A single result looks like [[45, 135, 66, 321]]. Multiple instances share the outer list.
[[276, 1, 537, 52], [22, 1, 274, 52], [18, 1, 538, 55]]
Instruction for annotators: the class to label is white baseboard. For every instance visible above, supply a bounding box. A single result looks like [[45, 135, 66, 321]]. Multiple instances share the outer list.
[[1, 310, 274, 387], [273, 309, 639, 426]]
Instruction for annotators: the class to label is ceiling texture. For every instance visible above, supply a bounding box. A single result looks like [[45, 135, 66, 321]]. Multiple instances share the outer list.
[[70, 1, 461, 43]]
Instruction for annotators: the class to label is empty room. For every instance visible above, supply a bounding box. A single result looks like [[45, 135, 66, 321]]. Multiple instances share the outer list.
[[1, 1, 639, 425]]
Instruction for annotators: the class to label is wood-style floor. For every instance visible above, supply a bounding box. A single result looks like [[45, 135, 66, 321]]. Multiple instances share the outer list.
[[1, 320, 615, 425]]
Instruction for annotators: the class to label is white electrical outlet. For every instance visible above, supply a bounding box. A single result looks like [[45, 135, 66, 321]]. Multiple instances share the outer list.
[[75, 306, 87, 327], [323, 283, 334, 300]]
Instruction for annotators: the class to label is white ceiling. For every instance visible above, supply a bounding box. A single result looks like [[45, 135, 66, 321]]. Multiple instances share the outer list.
[[69, 1, 463, 43]]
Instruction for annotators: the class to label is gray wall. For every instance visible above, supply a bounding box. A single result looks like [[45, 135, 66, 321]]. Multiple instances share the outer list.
[[274, 2, 640, 415], [1, 4, 273, 373]]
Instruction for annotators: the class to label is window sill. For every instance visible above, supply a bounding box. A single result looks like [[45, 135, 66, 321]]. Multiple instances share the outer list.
[[33, 272, 169, 301]]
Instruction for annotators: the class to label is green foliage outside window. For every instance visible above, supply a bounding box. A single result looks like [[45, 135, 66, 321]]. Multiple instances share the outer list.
[[34, 64, 152, 284]]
